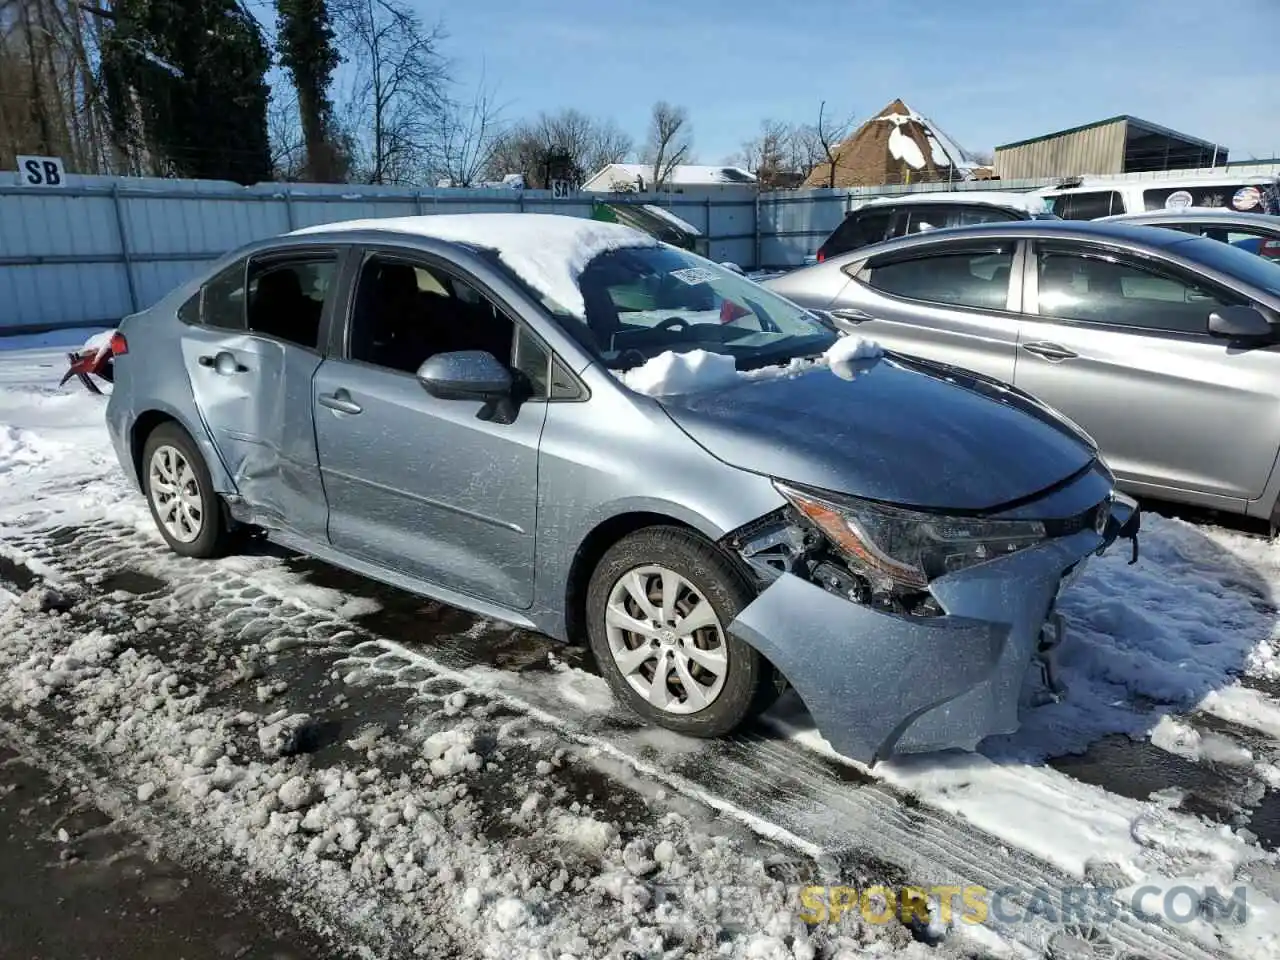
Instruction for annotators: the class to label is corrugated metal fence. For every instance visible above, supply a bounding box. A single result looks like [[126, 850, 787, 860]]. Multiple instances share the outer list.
[[2, 172, 1048, 332]]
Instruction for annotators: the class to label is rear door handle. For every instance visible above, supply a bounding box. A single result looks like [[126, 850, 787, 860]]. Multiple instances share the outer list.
[[1021, 341, 1079, 362], [829, 307, 876, 324], [318, 390, 362, 415], [198, 351, 248, 374]]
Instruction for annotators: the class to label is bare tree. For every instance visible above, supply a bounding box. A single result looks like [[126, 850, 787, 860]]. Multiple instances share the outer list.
[[585, 118, 632, 174], [736, 119, 796, 187], [643, 100, 691, 191], [0, 0, 117, 173], [484, 109, 633, 189], [267, 90, 307, 180], [333, 0, 447, 184], [812, 100, 854, 189], [430, 77, 505, 187]]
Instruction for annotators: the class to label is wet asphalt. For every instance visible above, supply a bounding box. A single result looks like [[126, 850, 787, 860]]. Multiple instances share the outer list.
[[0, 744, 345, 960]]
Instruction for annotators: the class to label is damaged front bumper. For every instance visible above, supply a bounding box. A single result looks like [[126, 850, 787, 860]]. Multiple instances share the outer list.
[[727, 466, 1139, 764]]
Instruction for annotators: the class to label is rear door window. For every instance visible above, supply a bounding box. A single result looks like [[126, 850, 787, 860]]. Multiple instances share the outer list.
[[866, 243, 1016, 311], [902, 206, 950, 235], [953, 204, 1022, 225], [245, 256, 336, 350], [201, 260, 249, 331], [1049, 191, 1124, 219], [824, 209, 893, 256]]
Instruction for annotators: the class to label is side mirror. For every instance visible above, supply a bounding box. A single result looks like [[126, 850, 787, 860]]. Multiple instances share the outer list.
[[416, 350, 513, 401], [1207, 305, 1274, 341]]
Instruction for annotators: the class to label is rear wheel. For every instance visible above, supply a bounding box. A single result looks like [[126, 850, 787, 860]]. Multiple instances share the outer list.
[[142, 422, 230, 558], [586, 526, 780, 737]]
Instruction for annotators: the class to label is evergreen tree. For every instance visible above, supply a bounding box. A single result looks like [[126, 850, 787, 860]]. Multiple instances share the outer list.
[[275, 0, 343, 182], [102, 0, 272, 184]]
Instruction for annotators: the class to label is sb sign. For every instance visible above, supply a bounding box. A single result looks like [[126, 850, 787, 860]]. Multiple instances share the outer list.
[[16, 155, 67, 187]]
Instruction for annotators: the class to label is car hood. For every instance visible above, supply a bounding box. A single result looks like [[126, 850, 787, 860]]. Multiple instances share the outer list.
[[657, 354, 1097, 512]]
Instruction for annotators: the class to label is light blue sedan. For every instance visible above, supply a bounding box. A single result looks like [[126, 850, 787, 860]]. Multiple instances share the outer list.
[[98, 213, 1138, 763]]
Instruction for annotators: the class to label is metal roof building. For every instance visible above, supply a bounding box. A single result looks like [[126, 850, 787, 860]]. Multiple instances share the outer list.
[[994, 116, 1228, 180]]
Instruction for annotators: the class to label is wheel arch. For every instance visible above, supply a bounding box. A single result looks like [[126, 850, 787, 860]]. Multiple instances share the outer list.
[[128, 405, 235, 496], [562, 507, 756, 646]]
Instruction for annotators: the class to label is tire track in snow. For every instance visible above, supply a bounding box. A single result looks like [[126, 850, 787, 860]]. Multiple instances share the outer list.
[[0, 539, 870, 959], [1, 520, 1254, 959]]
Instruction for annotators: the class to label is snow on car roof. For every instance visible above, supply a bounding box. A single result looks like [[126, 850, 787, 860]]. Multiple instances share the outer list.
[[858, 191, 1050, 214], [292, 213, 657, 317]]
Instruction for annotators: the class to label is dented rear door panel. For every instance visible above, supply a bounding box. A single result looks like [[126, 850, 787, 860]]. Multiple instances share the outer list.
[[179, 329, 327, 541]]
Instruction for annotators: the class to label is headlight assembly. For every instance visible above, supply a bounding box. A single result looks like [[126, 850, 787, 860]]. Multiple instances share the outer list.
[[773, 481, 1047, 591]]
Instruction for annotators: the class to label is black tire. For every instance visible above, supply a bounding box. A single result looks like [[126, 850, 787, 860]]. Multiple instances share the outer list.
[[586, 525, 781, 738], [141, 422, 231, 559]]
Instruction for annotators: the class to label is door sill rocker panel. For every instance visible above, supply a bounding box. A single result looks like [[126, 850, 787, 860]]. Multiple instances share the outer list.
[[266, 528, 539, 631]]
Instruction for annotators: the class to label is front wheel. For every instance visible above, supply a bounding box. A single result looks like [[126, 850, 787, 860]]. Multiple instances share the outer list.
[[142, 422, 231, 559], [586, 526, 780, 738]]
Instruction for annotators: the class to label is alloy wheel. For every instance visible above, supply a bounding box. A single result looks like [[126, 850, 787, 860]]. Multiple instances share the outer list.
[[604, 564, 728, 715], [148, 444, 204, 544]]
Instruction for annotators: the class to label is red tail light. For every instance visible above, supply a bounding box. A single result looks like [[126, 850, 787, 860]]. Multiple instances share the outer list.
[[1261, 240, 1280, 261], [109, 331, 128, 355], [816, 249, 826, 263]]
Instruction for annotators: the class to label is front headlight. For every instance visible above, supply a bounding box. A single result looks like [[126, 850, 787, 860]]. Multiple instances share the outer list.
[[774, 481, 1047, 591]]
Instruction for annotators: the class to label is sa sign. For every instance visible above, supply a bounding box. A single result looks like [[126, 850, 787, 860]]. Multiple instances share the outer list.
[[16, 155, 67, 187], [550, 179, 572, 200]]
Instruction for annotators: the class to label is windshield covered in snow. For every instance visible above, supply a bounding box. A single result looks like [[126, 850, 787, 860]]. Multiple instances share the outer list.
[[562, 246, 837, 371]]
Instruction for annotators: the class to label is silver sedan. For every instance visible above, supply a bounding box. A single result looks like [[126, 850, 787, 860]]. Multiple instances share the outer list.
[[765, 219, 1280, 522]]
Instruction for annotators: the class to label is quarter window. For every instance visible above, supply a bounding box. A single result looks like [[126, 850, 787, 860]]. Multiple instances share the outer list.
[[866, 244, 1015, 311], [1035, 244, 1242, 334]]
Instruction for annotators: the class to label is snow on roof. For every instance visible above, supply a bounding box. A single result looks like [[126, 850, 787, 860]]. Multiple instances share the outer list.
[[292, 213, 656, 317], [587, 164, 757, 189], [859, 190, 1050, 214], [873, 102, 979, 171], [639, 203, 703, 236]]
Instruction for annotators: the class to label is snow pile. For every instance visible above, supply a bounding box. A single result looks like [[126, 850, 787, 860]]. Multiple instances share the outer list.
[[618, 349, 740, 397], [620, 337, 882, 396], [81, 329, 116, 361], [825, 336, 883, 382], [0, 424, 61, 475], [293, 213, 656, 318]]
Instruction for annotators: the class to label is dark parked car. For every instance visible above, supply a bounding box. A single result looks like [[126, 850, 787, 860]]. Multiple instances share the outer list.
[[811, 191, 1058, 263]]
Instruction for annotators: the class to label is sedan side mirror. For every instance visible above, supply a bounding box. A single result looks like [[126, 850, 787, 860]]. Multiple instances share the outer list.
[[1207, 305, 1274, 341], [416, 350, 513, 401]]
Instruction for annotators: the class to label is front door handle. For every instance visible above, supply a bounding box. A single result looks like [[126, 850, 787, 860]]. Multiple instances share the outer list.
[[318, 390, 362, 415], [1021, 341, 1079, 362], [829, 307, 876, 324], [198, 351, 248, 374]]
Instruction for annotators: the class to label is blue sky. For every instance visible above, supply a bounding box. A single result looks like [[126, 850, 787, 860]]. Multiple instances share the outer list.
[[422, 0, 1279, 165]]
